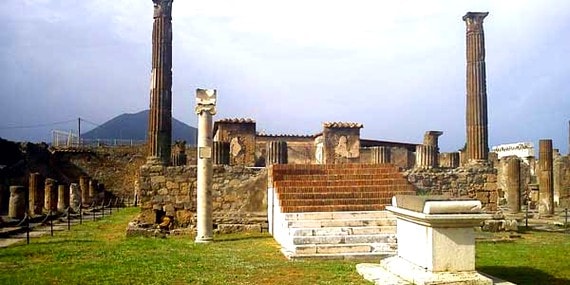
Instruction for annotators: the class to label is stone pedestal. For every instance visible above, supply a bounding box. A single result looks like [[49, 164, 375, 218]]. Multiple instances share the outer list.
[[69, 183, 81, 212], [266, 141, 288, 165], [213, 141, 230, 165], [504, 157, 521, 213], [80, 176, 89, 206], [538, 139, 554, 215], [8, 186, 26, 219], [28, 172, 43, 215], [415, 145, 437, 169], [44, 178, 57, 213], [371, 146, 391, 164], [195, 89, 217, 243], [464, 12, 490, 164], [147, 0, 174, 166], [356, 195, 511, 285]]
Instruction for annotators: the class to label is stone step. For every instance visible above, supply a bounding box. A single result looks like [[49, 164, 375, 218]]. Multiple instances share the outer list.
[[292, 234, 396, 245], [271, 163, 398, 173], [280, 198, 391, 207], [280, 204, 385, 212], [290, 225, 396, 236], [275, 185, 415, 194], [278, 192, 398, 200], [283, 251, 394, 260], [288, 242, 397, 255], [275, 178, 408, 187], [287, 218, 396, 228], [284, 210, 394, 221]]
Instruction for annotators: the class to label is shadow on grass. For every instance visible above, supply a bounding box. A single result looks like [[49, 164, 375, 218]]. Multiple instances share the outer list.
[[214, 234, 272, 243], [479, 266, 569, 285], [7, 238, 96, 248]]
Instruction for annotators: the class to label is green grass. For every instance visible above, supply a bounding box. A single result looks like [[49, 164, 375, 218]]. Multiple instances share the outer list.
[[476, 230, 570, 285], [0, 208, 367, 285], [1, 208, 568, 285]]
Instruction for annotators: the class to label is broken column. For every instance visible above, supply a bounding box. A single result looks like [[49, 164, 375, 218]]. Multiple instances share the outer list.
[[538, 139, 554, 215], [213, 141, 230, 165], [69, 183, 80, 212], [266, 141, 288, 165], [370, 146, 391, 164], [8, 186, 26, 219], [89, 179, 98, 204], [195, 88, 217, 243], [28, 172, 43, 216], [147, 0, 174, 165], [44, 178, 57, 213], [57, 184, 67, 212], [463, 12, 490, 164], [504, 156, 521, 213], [415, 145, 437, 169], [424, 131, 443, 166], [171, 140, 187, 166]]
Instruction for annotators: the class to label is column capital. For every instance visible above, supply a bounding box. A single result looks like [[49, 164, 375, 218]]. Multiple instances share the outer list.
[[195, 89, 217, 115], [463, 12, 488, 32], [153, 0, 173, 18]]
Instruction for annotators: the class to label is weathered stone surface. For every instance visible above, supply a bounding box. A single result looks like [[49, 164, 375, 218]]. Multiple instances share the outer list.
[[370, 146, 391, 164], [28, 172, 43, 215], [213, 141, 230, 165], [415, 145, 437, 169], [57, 184, 68, 212], [44, 178, 57, 213], [439, 152, 460, 168], [266, 141, 288, 165], [79, 176, 89, 205], [322, 122, 362, 164], [538, 139, 554, 215], [69, 183, 80, 212], [171, 140, 187, 166], [8, 186, 26, 219], [554, 155, 570, 207], [213, 118, 256, 166]]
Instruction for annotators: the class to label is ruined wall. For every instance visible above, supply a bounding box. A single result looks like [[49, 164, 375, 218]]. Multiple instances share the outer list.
[[322, 124, 361, 164], [391, 147, 414, 169], [404, 165, 498, 211], [137, 165, 267, 232], [554, 156, 570, 207], [496, 157, 532, 208], [255, 136, 315, 165], [213, 121, 256, 166]]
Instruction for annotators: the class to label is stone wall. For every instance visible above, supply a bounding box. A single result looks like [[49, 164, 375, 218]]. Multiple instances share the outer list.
[[554, 156, 570, 207], [255, 136, 315, 165], [213, 119, 256, 166], [137, 164, 267, 232], [322, 123, 362, 164], [404, 165, 498, 211]]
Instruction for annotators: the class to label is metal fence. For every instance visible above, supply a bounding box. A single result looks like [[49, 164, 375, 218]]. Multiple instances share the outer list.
[[51, 130, 145, 147]]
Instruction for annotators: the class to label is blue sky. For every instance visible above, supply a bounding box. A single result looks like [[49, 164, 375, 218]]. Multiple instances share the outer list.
[[0, 0, 569, 153]]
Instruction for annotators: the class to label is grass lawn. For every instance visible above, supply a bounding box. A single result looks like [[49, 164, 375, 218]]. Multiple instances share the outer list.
[[476, 230, 570, 285], [0, 208, 568, 285], [0, 208, 368, 285]]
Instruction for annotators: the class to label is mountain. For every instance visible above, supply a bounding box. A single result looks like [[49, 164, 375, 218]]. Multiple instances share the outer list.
[[81, 110, 197, 145]]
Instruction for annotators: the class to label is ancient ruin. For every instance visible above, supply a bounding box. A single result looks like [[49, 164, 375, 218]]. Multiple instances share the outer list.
[[538, 139, 554, 215], [464, 12, 490, 164], [147, 0, 173, 166]]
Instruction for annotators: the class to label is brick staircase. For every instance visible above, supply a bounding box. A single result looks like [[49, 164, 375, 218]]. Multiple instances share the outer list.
[[267, 163, 417, 259]]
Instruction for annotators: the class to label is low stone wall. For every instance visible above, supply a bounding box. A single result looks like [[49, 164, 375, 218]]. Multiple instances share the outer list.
[[135, 164, 267, 234], [404, 165, 498, 211]]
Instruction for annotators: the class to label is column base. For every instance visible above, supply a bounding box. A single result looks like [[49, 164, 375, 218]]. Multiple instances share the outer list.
[[195, 236, 214, 243]]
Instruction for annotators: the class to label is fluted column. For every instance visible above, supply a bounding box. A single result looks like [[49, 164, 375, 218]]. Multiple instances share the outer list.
[[463, 12, 489, 163], [415, 145, 437, 169], [28, 172, 42, 215], [371, 146, 391, 164], [69, 183, 80, 212], [538, 139, 554, 215], [8, 186, 26, 219], [424, 131, 443, 167], [79, 176, 89, 206], [266, 141, 288, 165], [171, 140, 187, 166], [195, 89, 217, 243], [504, 156, 521, 213], [57, 184, 67, 212], [213, 141, 230, 165], [147, 0, 173, 165]]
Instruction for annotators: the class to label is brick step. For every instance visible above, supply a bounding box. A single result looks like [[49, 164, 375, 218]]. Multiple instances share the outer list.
[[275, 185, 416, 194], [280, 205, 385, 212], [273, 175, 408, 185], [290, 225, 396, 236], [292, 234, 396, 245], [284, 211, 394, 221], [278, 192, 396, 200], [272, 163, 398, 172], [286, 242, 397, 256], [278, 172, 402, 181], [287, 218, 396, 228], [280, 198, 390, 207]]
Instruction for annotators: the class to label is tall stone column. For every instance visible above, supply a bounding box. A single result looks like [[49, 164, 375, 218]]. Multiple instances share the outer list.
[[8, 186, 26, 219], [89, 179, 98, 203], [147, 0, 174, 165], [504, 156, 521, 213], [213, 141, 230, 165], [80, 176, 89, 206], [28, 172, 42, 216], [415, 145, 437, 169], [195, 89, 217, 243], [44, 178, 57, 213], [57, 184, 67, 212], [266, 141, 288, 165], [463, 12, 490, 163], [371, 146, 391, 164], [538, 139, 554, 215]]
